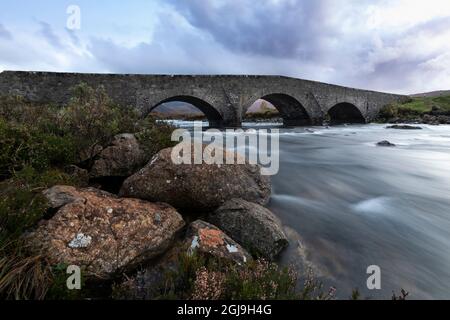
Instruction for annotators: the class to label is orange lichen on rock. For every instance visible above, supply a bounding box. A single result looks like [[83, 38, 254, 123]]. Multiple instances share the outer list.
[[198, 228, 224, 248]]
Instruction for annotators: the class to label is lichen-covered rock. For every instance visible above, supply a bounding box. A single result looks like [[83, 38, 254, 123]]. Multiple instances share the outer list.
[[209, 199, 288, 260], [90, 134, 147, 179], [27, 186, 185, 279], [119, 145, 271, 211], [43, 185, 85, 209], [186, 220, 251, 265]]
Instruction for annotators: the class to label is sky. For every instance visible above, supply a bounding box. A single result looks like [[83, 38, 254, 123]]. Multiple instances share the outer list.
[[0, 0, 450, 94]]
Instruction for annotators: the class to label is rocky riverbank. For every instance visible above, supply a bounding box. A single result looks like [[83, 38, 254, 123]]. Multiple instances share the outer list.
[[22, 141, 293, 299], [0, 85, 311, 300]]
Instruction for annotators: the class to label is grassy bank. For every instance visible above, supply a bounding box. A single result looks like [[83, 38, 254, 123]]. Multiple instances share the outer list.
[[377, 94, 450, 122]]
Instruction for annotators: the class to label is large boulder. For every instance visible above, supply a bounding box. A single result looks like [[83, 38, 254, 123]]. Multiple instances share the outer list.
[[186, 220, 251, 266], [26, 186, 185, 279], [209, 199, 288, 260], [119, 145, 271, 212], [90, 134, 147, 179]]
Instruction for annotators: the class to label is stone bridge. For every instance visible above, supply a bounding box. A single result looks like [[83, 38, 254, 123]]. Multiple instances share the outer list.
[[0, 71, 409, 127]]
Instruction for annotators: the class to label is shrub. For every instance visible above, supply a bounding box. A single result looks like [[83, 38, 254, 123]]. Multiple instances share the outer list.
[[0, 119, 76, 179], [378, 104, 398, 120], [59, 83, 122, 159], [135, 117, 177, 157], [59, 83, 176, 161]]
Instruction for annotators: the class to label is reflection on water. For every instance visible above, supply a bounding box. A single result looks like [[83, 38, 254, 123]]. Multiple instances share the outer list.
[[170, 121, 450, 300]]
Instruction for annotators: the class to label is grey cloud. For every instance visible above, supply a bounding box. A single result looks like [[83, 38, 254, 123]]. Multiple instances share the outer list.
[[38, 21, 63, 48], [168, 0, 333, 59]]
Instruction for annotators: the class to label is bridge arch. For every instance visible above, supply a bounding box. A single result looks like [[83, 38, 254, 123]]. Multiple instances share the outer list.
[[147, 95, 224, 127], [245, 93, 312, 126], [328, 102, 366, 125]]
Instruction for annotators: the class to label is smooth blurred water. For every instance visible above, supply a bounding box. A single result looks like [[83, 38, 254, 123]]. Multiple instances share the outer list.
[[170, 121, 450, 299], [266, 124, 450, 300]]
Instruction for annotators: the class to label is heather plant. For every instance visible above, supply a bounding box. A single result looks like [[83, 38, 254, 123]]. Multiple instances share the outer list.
[[191, 267, 226, 300], [152, 252, 333, 301], [223, 259, 298, 300]]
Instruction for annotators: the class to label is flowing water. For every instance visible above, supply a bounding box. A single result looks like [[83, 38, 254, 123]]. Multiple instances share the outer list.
[[172, 121, 450, 300]]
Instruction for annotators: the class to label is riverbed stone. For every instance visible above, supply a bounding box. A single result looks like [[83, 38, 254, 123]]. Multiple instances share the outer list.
[[119, 145, 271, 212], [387, 125, 423, 130], [209, 199, 288, 260], [377, 140, 396, 147], [27, 186, 185, 279]]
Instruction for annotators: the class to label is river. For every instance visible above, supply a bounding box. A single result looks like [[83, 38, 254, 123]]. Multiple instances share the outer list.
[[170, 120, 450, 300]]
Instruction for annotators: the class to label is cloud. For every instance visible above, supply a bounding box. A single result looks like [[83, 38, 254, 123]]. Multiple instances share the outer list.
[[161, 0, 450, 93], [167, 0, 332, 60], [38, 21, 64, 49], [0, 24, 12, 40], [0, 21, 97, 73], [66, 28, 81, 47], [1, 0, 450, 94]]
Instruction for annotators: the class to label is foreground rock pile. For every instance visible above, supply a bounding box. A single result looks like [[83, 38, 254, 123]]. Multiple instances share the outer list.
[[24, 142, 289, 295]]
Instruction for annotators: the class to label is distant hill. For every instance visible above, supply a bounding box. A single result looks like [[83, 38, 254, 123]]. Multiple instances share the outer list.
[[246, 100, 277, 113], [152, 101, 203, 115], [411, 90, 450, 98]]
